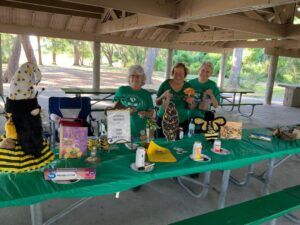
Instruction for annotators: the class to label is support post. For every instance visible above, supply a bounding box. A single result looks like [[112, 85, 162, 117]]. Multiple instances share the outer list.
[[0, 34, 3, 96], [218, 52, 227, 89], [165, 48, 173, 79], [93, 41, 100, 90], [30, 204, 43, 225], [265, 54, 278, 105]]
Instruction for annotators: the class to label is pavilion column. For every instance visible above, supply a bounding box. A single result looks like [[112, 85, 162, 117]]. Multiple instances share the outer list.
[[265, 55, 278, 105], [165, 48, 173, 79], [218, 52, 228, 89], [0, 34, 3, 96], [93, 41, 101, 90]]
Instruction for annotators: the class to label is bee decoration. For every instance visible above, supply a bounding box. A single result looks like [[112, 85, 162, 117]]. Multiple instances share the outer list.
[[193, 110, 226, 142]]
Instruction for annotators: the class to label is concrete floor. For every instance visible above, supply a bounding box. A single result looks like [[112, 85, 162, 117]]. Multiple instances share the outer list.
[[0, 99, 299, 225]]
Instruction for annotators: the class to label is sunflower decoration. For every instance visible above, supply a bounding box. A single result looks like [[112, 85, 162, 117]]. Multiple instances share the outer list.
[[184, 87, 196, 97]]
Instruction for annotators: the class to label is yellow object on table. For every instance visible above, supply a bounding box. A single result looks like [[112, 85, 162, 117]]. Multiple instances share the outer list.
[[147, 141, 177, 162]]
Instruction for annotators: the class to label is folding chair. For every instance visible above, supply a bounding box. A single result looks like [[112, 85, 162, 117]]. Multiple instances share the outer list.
[[48, 97, 99, 148]]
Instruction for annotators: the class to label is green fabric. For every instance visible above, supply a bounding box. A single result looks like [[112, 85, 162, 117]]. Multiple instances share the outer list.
[[113, 86, 154, 138], [156, 79, 191, 123], [188, 78, 220, 118], [170, 186, 300, 225], [0, 128, 300, 208]]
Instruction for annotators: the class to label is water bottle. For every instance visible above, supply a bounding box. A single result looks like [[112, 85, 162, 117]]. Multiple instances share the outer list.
[[188, 119, 195, 137]]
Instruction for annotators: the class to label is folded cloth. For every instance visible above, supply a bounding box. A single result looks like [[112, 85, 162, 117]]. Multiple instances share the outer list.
[[147, 140, 177, 163]]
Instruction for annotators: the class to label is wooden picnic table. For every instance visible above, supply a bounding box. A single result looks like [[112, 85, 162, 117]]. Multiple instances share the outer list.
[[220, 89, 262, 117], [62, 87, 157, 111]]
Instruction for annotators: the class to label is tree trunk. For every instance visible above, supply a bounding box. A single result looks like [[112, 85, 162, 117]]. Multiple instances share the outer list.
[[143, 48, 159, 84], [52, 51, 56, 65], [73, 40, 80, 65], [4, 36, 21, 82], [229, 48, 243, 89], [37, 36, 43, 65], [19, 35, 37, 64]]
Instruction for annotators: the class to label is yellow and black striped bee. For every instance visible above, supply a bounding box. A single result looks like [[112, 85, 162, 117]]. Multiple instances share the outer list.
[[194, 111, 226, 142]]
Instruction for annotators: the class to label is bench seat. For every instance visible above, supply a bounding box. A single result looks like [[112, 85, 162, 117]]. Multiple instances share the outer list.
[[170, 185, 300, 225], [220, 103, 263, 117]]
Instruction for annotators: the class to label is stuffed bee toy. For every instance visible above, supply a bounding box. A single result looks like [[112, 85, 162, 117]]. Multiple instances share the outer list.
[[194, 110, 226, 142], [0, 62, 54, 173]]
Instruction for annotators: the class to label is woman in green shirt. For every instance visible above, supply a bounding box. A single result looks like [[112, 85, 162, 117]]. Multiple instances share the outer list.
[[113, 65, 154, 139], [189, 61, 220, 118], [156, 63, 194, 137]]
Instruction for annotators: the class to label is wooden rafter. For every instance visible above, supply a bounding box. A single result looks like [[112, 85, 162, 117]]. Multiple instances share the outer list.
[[191, 14, 285, 37], [0, 0, 103, 19], [64, 0, 175, 18], [223, 39, 300, 49], [175, 30, 268, 42], [265, 47, 300, 58]]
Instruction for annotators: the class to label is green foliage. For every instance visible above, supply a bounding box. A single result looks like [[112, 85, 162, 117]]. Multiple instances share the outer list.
[[43, 38, 71, 54], [1, 33, 16, 63]]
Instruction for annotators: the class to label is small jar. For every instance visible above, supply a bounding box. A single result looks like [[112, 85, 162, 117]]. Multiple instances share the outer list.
[[179, 127, 184, 140]]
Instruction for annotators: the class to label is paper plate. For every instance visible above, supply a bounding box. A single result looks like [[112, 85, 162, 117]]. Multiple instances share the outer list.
[[130, 162, 154, 172], [211, 148, 231, 155], [125, 143, 139, 150], [52, 179, 80, 184], [189, 154, 211, 162]]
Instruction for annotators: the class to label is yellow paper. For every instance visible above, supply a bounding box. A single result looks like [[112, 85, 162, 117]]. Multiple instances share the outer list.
[[146, 141, 177, 162]]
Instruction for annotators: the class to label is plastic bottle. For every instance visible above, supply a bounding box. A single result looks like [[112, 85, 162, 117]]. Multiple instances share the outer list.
[[188, 119, 195, 137]]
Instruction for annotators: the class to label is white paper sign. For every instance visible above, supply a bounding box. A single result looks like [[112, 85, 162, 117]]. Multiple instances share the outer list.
[[107, 109, 131, 144]]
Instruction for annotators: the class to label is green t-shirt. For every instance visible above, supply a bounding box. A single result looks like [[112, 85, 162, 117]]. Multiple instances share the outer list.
[[114, 86, 154, 138], [188, 78, 220, 118], [156, 79, 191, 123]]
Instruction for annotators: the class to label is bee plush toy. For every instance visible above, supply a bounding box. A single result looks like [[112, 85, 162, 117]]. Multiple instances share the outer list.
[[193, 110, 226, 141], [0, 62, 54, 173]]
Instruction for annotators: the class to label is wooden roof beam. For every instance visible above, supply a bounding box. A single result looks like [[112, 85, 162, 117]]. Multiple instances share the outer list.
[[97, 14, 172, 34], [265, 47, 300, 58], [0, 0, 102, 19], [175, 0, 300, 21], [191, 14, 286, 37], [176, 30, 268, 42], [64, 0, 175, 18], [0, 22, 230, 53], [223, 39, 300, 48]]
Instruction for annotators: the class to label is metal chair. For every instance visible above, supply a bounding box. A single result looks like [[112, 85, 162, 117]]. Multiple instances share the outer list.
[[48, 97, 99, 148]]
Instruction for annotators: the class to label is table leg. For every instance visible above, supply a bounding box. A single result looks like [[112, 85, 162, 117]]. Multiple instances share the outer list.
[[177, 171, 211, 198], [262, 158, 275, 195], [30, 203, 43, 225], [218, 170, 231, 209]]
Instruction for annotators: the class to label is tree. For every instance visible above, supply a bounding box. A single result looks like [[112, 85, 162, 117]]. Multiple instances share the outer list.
[[229, 48, 243, 88], [3, 36, 21, 82], [73, 40, 80, 65], [19, 35, 37, 64], [101, 43, 115, 66], [37, 36, 43, 65], [144, 48, 159, 84], [116, 45, 129, 67], [43, 38, 69, 65]]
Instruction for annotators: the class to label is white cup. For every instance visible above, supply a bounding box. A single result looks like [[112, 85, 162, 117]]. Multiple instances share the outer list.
[[135, 147, 145, 168]]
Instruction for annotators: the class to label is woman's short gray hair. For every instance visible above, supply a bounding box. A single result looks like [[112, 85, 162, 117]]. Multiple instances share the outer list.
[[128, 64, 146, 86]]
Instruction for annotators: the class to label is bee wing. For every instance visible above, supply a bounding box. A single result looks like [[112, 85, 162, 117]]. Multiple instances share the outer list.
[[212, 117, 226, 131]]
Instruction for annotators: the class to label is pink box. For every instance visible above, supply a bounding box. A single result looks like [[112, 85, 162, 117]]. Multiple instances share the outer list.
[[44, 168, 96, 181]]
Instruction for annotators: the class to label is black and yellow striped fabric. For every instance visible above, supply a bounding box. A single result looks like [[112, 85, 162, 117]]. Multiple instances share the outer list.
[[0, 138, 54, 173]]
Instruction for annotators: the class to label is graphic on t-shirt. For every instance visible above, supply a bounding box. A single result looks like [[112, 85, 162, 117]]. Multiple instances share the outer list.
[[119, 95, 145, 110]]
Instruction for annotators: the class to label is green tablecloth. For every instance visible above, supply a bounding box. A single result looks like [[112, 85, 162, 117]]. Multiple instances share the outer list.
[[0, 128, 300, 208]]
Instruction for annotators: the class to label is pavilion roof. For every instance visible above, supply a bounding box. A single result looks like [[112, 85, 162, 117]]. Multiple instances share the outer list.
[[1, 0, 300, 57]]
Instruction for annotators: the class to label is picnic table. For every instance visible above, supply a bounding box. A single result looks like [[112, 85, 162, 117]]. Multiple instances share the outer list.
[[278, 84, 300, 107], [220, 89, 263, 117], [62, 87, 157, 110], [1, 128, 300, 225]]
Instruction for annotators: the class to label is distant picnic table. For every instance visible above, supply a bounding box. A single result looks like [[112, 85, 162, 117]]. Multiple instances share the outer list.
[[220, 89, 263, 117]]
